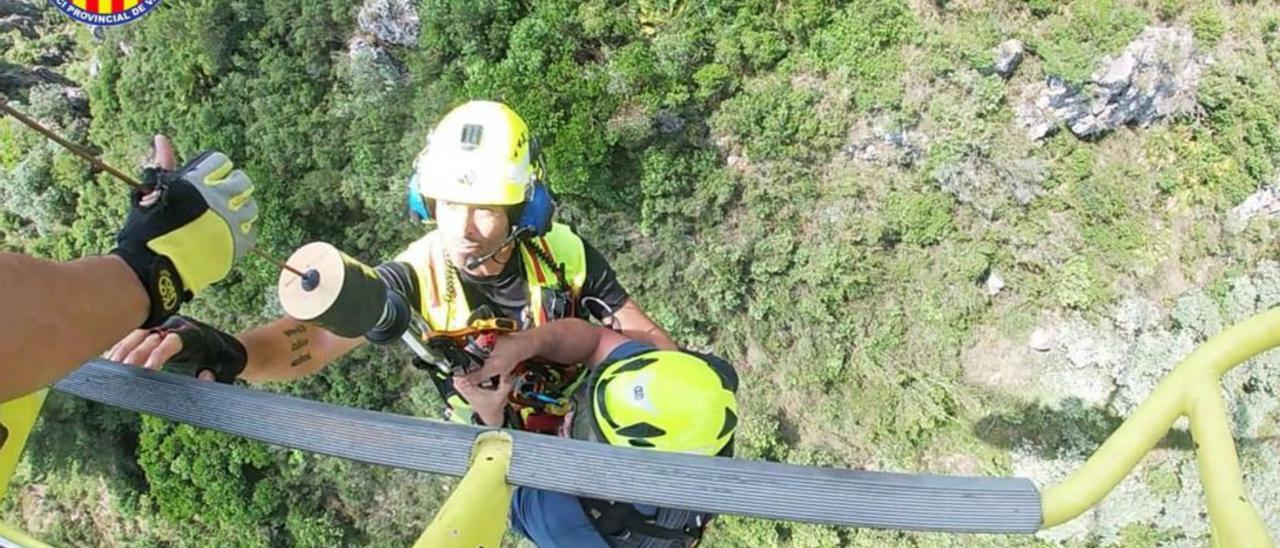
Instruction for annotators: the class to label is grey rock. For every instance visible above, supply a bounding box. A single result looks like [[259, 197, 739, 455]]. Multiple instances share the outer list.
[[345, 37, 406, 86], [0, 13, 37, 38], [1171, 288, 1223, 341], [1029, 327, 1054, 352], [1109, 297, 1162, 337], [0, 0, 39, 18], [931, 154, 1046, 218], [843, 117, 927, 167], [1015, 79, 1069, 140], [357, 0, 420, 47], [656, 110, 685, 134], [985, 270, 1006, 296], [1017, 26, 1208, 140], [1253, 260, 1280, 311], [0, 65, 78, 100], [991, 39, 1025, 79], [1226, 186, 1280, 234]]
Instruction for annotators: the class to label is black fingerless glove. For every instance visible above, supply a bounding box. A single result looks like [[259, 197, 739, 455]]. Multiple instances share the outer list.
[[152, 316, 248, 384]]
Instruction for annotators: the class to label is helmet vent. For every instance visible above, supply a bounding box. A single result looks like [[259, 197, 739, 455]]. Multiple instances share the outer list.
[[460, 124, 484, 149], [717, 407, 738, 440], [617, 422, 666, 439], [610, 357, 656, 375]]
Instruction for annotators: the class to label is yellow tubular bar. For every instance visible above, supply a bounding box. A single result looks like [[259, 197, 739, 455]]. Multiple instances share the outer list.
[[416, 431, 514, 548], [1, 390, 48, 501], [1, 390, 50, 548], [1186, 383, 1268, 548], [0, 521, 53, 548], [1040, 308, 1279, 545]]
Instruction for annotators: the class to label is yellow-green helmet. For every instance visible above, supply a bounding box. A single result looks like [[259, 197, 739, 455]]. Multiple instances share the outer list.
[[586, 351, 738, 456], [414, 100, 539, 206]]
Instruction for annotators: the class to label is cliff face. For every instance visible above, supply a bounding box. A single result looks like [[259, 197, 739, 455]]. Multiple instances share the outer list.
[[1, 0, 81, 99]]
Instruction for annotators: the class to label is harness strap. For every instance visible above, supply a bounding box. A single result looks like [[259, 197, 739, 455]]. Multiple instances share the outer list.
[[580, 498, 704, 545]]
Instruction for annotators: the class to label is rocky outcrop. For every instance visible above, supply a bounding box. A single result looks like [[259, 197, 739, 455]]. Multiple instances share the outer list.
[[1017, 27, 1208, 140], [0, 64, 79, 100], [344, 36, 407, 85], [0, 0, 82, 102], [930, 154, 1047, 218], [990, 39, 1024, 79], [0, 0, 39, 17], [357, 0, 419, 47], [1226, 186, 1280, 234], [843, 116, 927, 167], [0, 15, 37, 39]]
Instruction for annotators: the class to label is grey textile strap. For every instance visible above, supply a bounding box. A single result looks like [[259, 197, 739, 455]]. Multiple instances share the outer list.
[[54, 360, 1043, 533]]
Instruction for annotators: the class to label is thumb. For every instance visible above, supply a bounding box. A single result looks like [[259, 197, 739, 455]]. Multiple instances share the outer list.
[[152, 134, 177, 171], [197, 370, 216, 382]]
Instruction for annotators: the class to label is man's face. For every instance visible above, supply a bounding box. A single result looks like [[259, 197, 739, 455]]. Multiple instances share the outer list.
[[435, 200, 511, 269]]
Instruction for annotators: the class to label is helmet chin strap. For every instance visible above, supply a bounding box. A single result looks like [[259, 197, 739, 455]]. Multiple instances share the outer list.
[[464, 226, 529, 271]]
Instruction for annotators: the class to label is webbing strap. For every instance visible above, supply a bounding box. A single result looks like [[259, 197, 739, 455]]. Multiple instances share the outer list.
[[54, 360, 1043, 533]]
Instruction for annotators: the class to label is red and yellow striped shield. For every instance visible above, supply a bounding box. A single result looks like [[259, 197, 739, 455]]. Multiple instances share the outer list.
[[71, 0, 141, 14]]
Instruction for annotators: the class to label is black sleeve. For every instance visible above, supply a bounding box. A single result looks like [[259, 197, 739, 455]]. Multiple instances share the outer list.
[[375, 261, 422, 314], [578, 239, 630, 317]]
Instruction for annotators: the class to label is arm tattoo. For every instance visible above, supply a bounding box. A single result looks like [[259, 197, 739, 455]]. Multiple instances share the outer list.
[[283, 324, 311, 367]]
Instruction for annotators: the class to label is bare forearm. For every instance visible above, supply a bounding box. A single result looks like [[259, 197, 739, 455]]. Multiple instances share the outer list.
[[612, 299, 677, 350], [236, 317, 363, 383], [524, 318, 626, 367], [0, 253, 148, 401]]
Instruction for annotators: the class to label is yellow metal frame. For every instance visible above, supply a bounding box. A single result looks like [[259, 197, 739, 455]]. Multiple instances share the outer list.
[[1, 390, 47, 501], [1, 389, 50, 548], [0, 521, 53, 548], [1040, 308, 1278, 546], [416, 431, 514, 548]]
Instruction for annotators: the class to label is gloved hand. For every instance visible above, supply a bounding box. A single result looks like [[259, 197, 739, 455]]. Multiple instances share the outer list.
[[112, 151, 258, 327], [149, 316, 248, 384]]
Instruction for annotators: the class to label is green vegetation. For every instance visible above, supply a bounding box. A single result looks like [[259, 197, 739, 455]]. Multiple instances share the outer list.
[[1115, 523, 1182, 548], [3, 0, 1279, 545], [1034, 0, 1150, 84], [1189, 2, 1226, 46]]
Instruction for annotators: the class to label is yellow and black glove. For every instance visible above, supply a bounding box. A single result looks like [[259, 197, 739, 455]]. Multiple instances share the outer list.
[[113, 151, 258, 327]]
